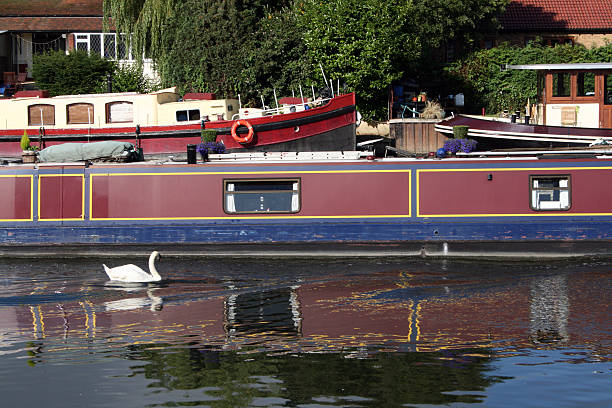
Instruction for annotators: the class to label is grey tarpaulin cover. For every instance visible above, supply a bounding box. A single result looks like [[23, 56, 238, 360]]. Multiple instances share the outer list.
[[38, 141, 138, 162]]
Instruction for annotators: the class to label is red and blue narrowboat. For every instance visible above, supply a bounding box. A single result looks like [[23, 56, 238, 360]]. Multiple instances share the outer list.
[[1, 150, 612, 258]]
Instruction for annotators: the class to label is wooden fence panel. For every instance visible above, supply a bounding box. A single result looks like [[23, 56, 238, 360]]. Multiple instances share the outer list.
[[389, 119, 447, 154]]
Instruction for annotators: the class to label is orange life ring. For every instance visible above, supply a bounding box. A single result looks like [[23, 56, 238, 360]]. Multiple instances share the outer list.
[[231, 120, 255, 144]]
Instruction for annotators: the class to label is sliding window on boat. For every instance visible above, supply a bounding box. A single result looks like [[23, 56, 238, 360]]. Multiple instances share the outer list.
[[576, 72, 596, 97], [605, 75, 612, 105], [530, 175, 571, 211], [67, 103, 94, 124], [224, 179, 300, 214], [28, 104, 55, 126], [552, 73, 570, 98], [106, 101, 133, 123], [176, 109, 200, 122]]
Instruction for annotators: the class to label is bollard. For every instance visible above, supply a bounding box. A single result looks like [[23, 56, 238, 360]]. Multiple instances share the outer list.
[[187, 144, 197, 164], [524, 115, 530, 124], [511, 114, 516, 123]]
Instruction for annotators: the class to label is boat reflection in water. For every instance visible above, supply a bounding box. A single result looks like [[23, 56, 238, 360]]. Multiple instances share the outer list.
[[0, 259, 610, 407]]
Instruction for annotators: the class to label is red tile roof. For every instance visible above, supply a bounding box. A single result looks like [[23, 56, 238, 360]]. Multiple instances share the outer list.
[[0, 0, 103, 16], [500, 0, 612, 31], [0, 17, 102, 31]]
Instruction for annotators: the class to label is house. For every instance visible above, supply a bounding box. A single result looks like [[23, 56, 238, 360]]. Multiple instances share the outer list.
[[490, 0, 612, 48], [0, 0, 154, 91]]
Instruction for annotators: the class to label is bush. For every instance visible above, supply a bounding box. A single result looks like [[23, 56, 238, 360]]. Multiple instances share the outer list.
[[201, 129, 218, 143], [110, 63, 154, 93], [32, 50, 115, 96], [452, 125, 469, 138]]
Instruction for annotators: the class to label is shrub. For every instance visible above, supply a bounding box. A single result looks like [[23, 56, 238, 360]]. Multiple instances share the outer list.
[[32, 50, 115, 96], [201, 129, 218, 143], [109, 63, 154, 93], [20, 130, 31, 151], [452, 125, 469, 139]]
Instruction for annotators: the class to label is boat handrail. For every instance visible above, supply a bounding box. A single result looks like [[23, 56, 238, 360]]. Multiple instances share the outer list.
[[233, 97, 332, 120]]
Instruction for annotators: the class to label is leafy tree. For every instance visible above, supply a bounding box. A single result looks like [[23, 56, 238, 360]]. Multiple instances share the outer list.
[[295, 0, 508, 120], [32, 50, 115, 96], [103, 0, 509, 120]]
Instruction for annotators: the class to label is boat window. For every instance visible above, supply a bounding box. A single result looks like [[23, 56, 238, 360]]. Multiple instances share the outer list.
[[530, 176, 570, 211], [552, 73, 570, 97], [224, 179, 300, 214], [176, 109, 200, 122], [577, 72, 595, 97], [605, 75, 612, 105], [67, 103, 94, 125], [106, 101, 133, 123], [28, 104, 55, 126]]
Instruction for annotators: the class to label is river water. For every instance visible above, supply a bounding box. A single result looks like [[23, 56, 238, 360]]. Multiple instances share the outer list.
[[0, 256, 610, 407]]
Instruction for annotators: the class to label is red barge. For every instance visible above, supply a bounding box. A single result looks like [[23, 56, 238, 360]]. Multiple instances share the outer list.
[[0, 89, 356, 156]]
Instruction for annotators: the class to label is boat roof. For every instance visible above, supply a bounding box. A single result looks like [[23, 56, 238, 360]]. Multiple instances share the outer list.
[[505, 63, 612, 71]]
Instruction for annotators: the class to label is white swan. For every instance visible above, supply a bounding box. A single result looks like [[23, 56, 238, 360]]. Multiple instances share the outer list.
[[103, 251, 162, 283]]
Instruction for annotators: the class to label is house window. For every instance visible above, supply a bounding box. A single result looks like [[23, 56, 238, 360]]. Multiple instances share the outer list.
[[28, 104, 55, 126], [530, 176, 570, 211], [176, 109, 200, 122], [577, 72, 595, 97], [106, 101, 133, 123], [67, 103, 94, 124], [552, 73, 570, 97], [224, 179, 300, 214], [74, 33, 133, 61]]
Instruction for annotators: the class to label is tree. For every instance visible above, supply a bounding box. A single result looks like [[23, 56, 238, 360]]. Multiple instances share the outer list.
[[295, 0, 509, 120]]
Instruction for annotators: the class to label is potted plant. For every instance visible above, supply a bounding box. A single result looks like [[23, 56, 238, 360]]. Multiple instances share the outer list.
[[196, 141, 226, 161], [20, 130, 38, 163]]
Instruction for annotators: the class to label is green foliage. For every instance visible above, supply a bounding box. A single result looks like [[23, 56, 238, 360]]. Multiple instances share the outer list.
[[295, 0, 508, 120], [110, 63, 157, 93], [32, 51, 116, 96], [297, 0, 417, 120], [20, 130, 31, 151], [201, 129, 217, 143], [103, 0, 508, 121], [446, 42, 612, 114]]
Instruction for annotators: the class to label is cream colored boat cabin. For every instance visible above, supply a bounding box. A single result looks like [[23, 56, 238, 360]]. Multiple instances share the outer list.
[[0, 87, 238, 130]]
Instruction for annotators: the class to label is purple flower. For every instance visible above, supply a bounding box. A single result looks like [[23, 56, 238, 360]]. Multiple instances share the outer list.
[[444, 138, 477, 154], [197, 142, 226, 155]]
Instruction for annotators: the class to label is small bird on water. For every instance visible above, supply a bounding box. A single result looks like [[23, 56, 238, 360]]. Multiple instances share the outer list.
[[103, 251, 162, 283]]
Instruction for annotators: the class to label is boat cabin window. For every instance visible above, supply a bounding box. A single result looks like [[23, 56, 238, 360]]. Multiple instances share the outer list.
[[28, 104, 55, 126], [605, 75, 612, 105], [176, 109, 200, 122], [106, 101, 133, 123], [67, 103, 94, 124], [552, 73, 570, 97], [224, 179, 300, 214], [530, 176, 570, 211], [577, 72, 595, 97]]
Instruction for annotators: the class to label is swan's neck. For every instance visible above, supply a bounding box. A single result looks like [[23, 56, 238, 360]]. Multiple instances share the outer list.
[[148, 253, 162, 280]]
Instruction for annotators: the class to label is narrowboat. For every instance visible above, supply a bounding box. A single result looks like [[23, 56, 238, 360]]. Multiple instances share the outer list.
[[0, 88, 356, 156], [2, 149, 612, 258], [435, 63, 612, 149]]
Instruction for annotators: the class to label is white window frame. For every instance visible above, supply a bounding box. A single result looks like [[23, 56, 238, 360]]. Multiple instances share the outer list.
[[530, 175, 571, 211], [74, 33, 134, 62]]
